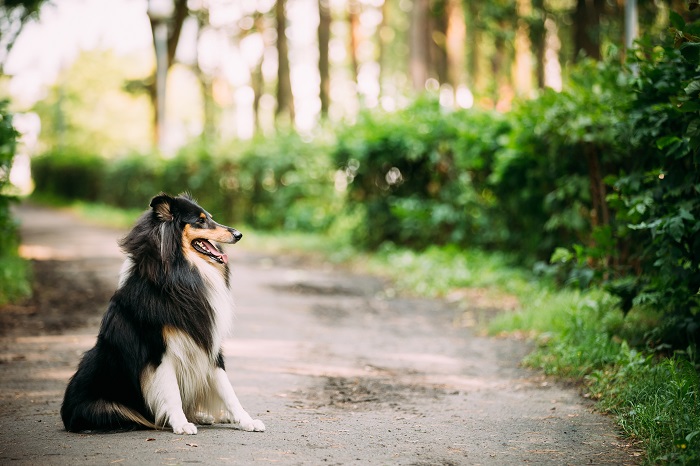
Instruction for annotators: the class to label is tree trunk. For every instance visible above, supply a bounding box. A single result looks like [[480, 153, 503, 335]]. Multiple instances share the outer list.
[[410, 0, 430, 91], [276, 0, 294, 124], [251, 60, 264, 135], [530, 0, 546, 89], [348, 0, 360, 86], [318, 0, 331, 118], [585, 143, 609, 227], [573, 0, 603, 61], [430, 0, 449, 85], [464, 0, 480, 91], [147, 0, 188, 148]]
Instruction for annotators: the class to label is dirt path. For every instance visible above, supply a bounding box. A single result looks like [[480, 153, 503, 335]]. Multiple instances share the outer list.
[[0, 205, 639, 465]]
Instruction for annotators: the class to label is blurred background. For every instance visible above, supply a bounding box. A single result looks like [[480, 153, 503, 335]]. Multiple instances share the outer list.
[[1, 0, 685, 157], [1, 0, 699, 348]]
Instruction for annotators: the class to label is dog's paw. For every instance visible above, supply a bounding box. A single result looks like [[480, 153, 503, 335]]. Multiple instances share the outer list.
[[238, 417, 265, 432], [172, 422, 198, 435]]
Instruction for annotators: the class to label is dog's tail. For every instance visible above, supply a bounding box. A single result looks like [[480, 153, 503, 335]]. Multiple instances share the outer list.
[[62, 398, 160, 432]]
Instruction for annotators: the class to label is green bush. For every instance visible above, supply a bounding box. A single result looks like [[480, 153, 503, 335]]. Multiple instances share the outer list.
[[608, 16, 700, 347], [334, 97, 510, 249], [101, 152, 164, 209], [0, 100, 31, 305], [226, 131, 337, 231], [32, 149, 105, 202], [548, 17, 700, 347], [30, 132, 337, 233], [492, 57, 632, 264]]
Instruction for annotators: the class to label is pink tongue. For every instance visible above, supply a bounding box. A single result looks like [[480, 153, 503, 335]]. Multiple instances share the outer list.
[[201, 240, 228, 264]]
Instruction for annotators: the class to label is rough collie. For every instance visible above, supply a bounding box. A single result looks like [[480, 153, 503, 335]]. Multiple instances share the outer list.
[[61, 193, 265, 435]]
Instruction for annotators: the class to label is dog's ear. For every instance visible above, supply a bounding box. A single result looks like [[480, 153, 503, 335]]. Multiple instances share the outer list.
[[150, 193, 174, 222]]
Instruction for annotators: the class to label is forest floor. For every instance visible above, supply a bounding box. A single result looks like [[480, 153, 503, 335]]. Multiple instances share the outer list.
[[0, 204, 641, 465]]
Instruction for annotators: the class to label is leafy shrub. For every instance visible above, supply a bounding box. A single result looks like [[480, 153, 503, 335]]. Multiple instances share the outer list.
[[30, 132, 337, 232], [492, 57, 632, 264], [549, 16, 700, 346], [0, 100, 31, 304], [334, 97, 510, 249], [101, 152, 164, 209], [229, 131, 337, 231], [32, 149, 105, 202], [608, 16, 700, 347]]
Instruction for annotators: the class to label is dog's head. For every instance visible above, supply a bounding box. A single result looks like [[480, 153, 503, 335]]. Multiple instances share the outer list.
[[120, 193, 242, 279], [149, 193, 241, 266]]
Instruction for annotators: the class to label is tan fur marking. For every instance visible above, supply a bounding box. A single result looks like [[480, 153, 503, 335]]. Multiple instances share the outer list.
[[183, 223, 234, 266], [183, 223, 234, 244]]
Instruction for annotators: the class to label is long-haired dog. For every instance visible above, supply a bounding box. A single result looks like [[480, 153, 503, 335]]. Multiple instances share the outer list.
[[61, 193, 265, 435]]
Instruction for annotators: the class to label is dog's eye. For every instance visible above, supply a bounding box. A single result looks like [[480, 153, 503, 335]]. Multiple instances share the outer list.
[[196, 217, 206, 225]]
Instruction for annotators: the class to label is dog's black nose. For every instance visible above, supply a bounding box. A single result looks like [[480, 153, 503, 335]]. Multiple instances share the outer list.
[[232, 229, 243, 243]]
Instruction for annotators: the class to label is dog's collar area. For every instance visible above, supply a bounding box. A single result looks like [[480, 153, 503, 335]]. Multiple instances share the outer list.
[[192, 239, 228, 264]]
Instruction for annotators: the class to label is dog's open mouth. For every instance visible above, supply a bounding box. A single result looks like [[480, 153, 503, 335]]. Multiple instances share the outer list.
[[192, 239, 228, 264]]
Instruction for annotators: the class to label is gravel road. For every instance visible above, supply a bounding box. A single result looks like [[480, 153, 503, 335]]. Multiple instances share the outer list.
[[0, 204, 639, 465]]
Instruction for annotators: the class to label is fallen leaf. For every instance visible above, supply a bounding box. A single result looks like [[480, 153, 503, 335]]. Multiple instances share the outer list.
[[146, 438, 156, 442]]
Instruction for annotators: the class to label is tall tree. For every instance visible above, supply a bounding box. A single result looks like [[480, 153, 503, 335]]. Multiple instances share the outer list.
[[348, 0, 361, 89], [410, 0, 431, 90], [318, 0, 331, 118], [192, 9, 218, 142], [572, 0, 604, 61], [276, 0, 294, 124], [464, 0, 481, 92], [529, 0, 546, 88], [146, 0, 189, 147], [430, 0, 449, 85]]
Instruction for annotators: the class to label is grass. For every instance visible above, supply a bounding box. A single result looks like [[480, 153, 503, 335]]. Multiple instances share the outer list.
[[28, 197, 700, 465]]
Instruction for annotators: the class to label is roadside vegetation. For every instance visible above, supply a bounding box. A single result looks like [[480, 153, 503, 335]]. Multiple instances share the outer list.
[[16, 17, 700, 466], [0, 100, 30, 305]]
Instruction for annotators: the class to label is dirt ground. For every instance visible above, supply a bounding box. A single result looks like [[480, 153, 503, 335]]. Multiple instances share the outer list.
[[0, 204, 641, 465]]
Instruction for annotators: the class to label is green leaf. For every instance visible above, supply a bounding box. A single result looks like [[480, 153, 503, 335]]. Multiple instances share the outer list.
[[687, 118, 700, 138], [550, 247, 573, 264], [656, 135, 682, 149], [679, 207, 695, 222], [670, 11, 686, 31], [685, 79, 700, 96], [666, 216, 685, 242]]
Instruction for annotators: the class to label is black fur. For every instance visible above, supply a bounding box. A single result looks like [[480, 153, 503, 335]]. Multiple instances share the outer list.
[[61, 193, 240, 432]]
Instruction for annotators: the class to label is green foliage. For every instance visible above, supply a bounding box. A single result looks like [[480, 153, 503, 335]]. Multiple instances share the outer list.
[[567, 17, 700, 347], [228, 131, 337, 231], [334, 97, 510, 249], [32, 150, 105, 202], [0, 100, 30, 304], [30, 49, 151, 157], [31, 132, 336, 233]]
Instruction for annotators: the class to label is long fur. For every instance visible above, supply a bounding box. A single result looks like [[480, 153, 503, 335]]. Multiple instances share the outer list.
[[61, 193, 265, 434]]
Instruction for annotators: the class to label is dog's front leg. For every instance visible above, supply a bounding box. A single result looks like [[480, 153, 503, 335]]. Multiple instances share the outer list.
[[142, 358, 197, 435], [212, 368, 265, 432]]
